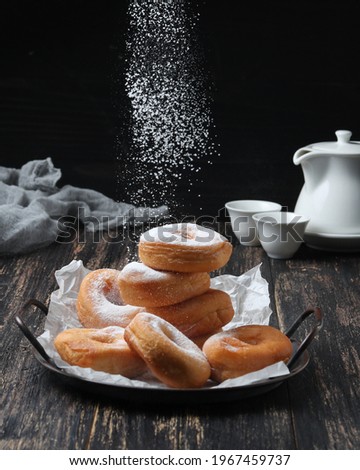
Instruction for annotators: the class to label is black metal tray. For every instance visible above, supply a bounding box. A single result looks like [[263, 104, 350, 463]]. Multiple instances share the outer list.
[[15, 300, 323, 404]]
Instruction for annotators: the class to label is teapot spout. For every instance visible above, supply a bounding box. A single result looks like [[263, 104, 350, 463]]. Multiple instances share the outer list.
[[293, 147, 317, 165]]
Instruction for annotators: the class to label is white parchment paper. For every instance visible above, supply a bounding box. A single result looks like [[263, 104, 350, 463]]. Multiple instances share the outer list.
[[37, 260, 290, 389]]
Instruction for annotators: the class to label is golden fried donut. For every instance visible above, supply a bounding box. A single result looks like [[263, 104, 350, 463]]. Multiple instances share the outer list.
[[191, 329, 223, 349], [138, 223, 233, 273], [77, 269, 143, 328], [124, 312, 211, 388], [202, 325, 293, 382], [147, 288, 234, 338], [118, 261, 210, 308], [54, 326, 147, 377]]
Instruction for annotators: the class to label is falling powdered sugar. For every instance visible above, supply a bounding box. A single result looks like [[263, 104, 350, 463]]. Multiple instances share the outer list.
[[117, 0, 219, 212]]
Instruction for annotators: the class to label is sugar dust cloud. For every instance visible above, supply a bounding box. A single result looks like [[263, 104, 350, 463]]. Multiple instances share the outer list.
[[116, 0, 219, 214]]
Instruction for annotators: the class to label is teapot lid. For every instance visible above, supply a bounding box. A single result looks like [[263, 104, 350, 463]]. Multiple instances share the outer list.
[[310, 130, 360, 154]]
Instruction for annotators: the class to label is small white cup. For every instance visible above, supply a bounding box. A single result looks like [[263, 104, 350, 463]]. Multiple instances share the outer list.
[[225, 200, 282, 246], [252, 211, 310, 259]]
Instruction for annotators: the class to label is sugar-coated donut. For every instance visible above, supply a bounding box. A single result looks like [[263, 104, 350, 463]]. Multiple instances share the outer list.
[[77, 269, 144, 328], [54, 326, 147, 377], [124, 312, 211, 388], [118, 261, 210, 308], [138, 223, 233, 273], [147, 288, 234, 338], [202, 325, 293, 382]]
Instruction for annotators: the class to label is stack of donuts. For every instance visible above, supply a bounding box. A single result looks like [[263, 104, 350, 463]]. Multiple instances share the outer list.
[[54, 223, 293, 389]]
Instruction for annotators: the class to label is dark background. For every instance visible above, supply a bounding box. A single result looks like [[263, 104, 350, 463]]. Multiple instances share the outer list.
[[1, 0, 359, 216]]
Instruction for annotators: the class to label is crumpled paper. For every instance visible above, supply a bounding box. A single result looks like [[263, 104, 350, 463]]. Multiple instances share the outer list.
[[37, 261, 290, 389]]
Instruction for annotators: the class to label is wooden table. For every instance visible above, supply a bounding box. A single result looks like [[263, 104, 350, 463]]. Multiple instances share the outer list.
[[1, 221, 360, 450]]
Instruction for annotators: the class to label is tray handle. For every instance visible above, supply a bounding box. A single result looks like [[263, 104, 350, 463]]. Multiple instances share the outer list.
[[15, 299, 60, 370], [285, 307, 323, 369]]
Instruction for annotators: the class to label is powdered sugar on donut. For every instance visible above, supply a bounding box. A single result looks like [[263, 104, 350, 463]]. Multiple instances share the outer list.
[[86, 271, 143, 325], [90, 326, 125, 344], [140, 223, 226, 247], [144, 312, 204, 359], [120, 261, 172, 282]]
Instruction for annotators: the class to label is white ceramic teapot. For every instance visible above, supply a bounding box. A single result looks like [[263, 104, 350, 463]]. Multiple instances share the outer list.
[[293, 130, 360, 236]]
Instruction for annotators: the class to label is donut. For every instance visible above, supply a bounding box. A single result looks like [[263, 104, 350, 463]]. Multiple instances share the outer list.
[[124, 312, 211, 388], [77, 269, 144, 328], [138, 223, 233, 273], [54, 326, 147, 377], [202, 325, 293, 382], [147, 288, 234, 338], [118, 261, 210, 308], [191, 329, 223, 349]]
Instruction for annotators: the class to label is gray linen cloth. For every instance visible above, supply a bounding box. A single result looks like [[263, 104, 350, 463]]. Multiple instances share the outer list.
[[0, 158, 168, 255]]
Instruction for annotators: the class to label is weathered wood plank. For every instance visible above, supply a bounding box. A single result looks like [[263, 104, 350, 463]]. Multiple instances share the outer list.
[[0, 246, 86, 449], [1, 234, 133, 450], [88, 387, 295, 450], [270, 246, 360, 450]]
